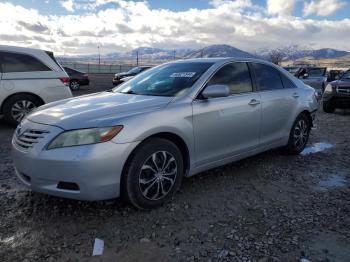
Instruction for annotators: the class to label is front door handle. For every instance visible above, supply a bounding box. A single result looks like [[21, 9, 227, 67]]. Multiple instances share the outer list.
[[292, 93, 300, 98], [248, 99, 260, 106]]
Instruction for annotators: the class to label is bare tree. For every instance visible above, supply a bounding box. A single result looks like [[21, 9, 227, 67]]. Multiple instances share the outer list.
[[268, 50, 284, 65]]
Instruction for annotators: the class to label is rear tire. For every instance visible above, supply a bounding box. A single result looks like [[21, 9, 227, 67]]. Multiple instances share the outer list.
[[69, 80, 80, 91], [323, 102, 335, 113], [3, 94, 42, 126], [122, 138, 184, 210], [284, 114, 311, 155]]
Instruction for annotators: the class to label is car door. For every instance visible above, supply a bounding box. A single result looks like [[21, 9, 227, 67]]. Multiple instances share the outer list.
[[192, 62, 261, 167], [251, 62, 299, 147]]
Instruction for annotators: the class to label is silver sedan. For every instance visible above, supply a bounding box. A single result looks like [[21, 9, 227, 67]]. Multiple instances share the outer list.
[[12, 58, 319, 209]]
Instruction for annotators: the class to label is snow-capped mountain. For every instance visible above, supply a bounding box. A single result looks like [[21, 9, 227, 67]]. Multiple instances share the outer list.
[[58, 44, 349, 62], [58, 47, 194, 62], [256, 45, 350, 60], [186, 44, 256, 59]]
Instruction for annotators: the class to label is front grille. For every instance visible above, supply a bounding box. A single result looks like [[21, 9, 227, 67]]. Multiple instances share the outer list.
[[14, 129, 49, 150], [336, 87, 350, 94]]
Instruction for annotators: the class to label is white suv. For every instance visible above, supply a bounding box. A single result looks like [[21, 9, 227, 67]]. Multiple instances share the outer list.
[[0, 45, 72, 125]]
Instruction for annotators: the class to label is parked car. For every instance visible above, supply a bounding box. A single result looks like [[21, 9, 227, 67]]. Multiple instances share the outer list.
[[0, 45, 72, 125], [322, 69, 350, 113], [63, 67, 90, 91], [116, 75, 134, 85], [113, 66, 151, 86], [12, 58, 318, 210], [296, 67, 327, 93]]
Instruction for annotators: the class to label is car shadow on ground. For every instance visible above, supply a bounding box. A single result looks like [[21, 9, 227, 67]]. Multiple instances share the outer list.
[[0, 119, 14, 129]]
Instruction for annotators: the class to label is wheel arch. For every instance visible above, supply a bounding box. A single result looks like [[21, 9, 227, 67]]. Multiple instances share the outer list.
[[70, 78, 80, 84], [0, 92, 45, 114], [121, 132, 191, 180], [298, 110, 313, 128]]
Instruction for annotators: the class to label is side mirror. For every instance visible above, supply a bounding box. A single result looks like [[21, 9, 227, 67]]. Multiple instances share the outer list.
[[202, 85, 230, 99]]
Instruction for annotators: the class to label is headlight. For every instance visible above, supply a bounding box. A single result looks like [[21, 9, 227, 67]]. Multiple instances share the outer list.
[[324, 84, 333, 93], [47, 126, 123, 150]]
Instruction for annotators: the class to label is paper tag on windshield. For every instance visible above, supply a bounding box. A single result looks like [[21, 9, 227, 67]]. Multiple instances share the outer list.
[[170, 72, 196, 78]]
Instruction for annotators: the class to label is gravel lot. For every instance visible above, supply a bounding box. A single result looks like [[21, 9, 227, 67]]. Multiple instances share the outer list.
[[0, 79, 350, 261]]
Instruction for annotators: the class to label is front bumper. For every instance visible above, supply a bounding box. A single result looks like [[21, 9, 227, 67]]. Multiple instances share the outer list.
[[323, 93, 350, 109], [12, 120, 138, 201]]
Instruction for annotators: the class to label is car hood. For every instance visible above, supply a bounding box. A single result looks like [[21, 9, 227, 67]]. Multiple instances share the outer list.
[[28, 92, 173, 130], [115, 72, 129, 78], [332, 79, 350, 87]]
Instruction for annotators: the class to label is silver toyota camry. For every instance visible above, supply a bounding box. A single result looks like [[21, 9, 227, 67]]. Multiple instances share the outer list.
[[12, 58, 319, 209]]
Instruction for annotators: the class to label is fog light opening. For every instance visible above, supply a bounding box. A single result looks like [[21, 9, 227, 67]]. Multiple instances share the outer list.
[[57, 182, 80, 191]]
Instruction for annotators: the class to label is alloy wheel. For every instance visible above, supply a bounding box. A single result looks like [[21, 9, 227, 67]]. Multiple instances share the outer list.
[[139, 151, 178, 201], [70, 81, 80, 90], [294, 119, 308, 150], [11, 100, 36, 122]]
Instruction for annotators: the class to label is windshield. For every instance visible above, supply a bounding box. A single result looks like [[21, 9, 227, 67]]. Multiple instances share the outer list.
[[127, 67, 141, 74], [341, 70, 350, 80], [113, 62, 214, 97], [308, 67, 326, 77]]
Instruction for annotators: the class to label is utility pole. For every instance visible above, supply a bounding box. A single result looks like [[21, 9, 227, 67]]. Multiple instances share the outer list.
[[201, 49, 204, 58], [173, 50, 176, 60], [98, 45, 101, 73], [136, 51, 139, 66]]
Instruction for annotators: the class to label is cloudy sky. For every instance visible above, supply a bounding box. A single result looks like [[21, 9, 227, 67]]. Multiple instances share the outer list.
[[0, 0, 349, 55]]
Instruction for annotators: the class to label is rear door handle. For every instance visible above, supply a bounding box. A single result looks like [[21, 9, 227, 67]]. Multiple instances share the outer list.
[[292, 93, 300, 98], [248, 99, 260, 106]]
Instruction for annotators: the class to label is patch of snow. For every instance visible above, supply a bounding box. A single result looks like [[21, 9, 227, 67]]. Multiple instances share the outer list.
[[301, 143, 334, 155], [319, 174, 347, 189]]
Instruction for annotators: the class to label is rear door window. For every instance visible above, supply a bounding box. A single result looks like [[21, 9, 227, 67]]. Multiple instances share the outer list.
[[207, 62, 253, 95], [252, 63, 284, 91], [1, 52, 51, 73]]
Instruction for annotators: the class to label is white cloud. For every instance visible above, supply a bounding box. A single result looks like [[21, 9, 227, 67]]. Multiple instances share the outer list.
[[210, 0, 252, 9], [0, 1, 350, 55], [303, 0, 346, 17], [267, 0, 297, 16], [60, 0, 74, 12]]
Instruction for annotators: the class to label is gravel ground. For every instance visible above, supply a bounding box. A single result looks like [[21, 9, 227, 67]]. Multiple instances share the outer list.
[[0, 87, 349, 261]]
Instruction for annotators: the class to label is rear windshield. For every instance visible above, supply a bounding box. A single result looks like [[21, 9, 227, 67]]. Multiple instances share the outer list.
[[308, 68, 326, 77], [113, 62, 214, 97]]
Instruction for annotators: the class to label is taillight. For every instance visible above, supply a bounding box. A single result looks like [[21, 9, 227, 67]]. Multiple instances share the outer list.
[[59, 77, 70, 86]]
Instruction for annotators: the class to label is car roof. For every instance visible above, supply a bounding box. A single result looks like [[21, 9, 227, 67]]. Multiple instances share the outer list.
[[169, 57, 279, 67], [0, 44, 49, 53]]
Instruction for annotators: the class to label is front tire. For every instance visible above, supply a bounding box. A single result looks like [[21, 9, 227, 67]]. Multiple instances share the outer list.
[[122, 138, 184, 210], [284, 114, 311, 155], [3, 94, 42, 126], [323, 102, 335, 113]]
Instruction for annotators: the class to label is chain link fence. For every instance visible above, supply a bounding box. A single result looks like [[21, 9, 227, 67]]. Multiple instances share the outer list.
[[59, 62, 159, 74]]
